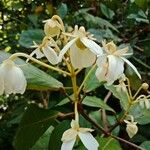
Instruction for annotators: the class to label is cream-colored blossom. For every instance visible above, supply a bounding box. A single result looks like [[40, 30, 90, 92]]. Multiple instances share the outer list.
[[0, 59, 27, 95], [124, 118, 138, 138], [58, 25, 103, 69], [43, 18, 62, 37], [29, 37, 59, 65], [61, 120, 99, 150], [96, 41, 141, 85]]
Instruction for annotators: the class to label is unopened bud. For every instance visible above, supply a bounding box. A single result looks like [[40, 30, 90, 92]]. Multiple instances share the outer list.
[[124, 120, 138, 138], [142, 83, 149, 91], [126, 122, 138, 138]]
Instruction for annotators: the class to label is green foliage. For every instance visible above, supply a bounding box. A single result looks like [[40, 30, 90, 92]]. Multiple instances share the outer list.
[[0, 0, 150, 149], [19, 29, 45, 48], [98, 137, 122, 150], [105, 85, 129, 111], [49, 120, 70, 150], [140, 141, 150, 150], [82, 96, 115, 112], [14, 104, 59, 150]]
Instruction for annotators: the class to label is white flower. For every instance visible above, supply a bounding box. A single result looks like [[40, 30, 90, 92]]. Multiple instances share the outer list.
[[124, 116, 138, 138], [0, 59, 27, 95], [43, 18, 62, 37], [58, 25, 103, 69], [96, 41, 141, 85], [61, 120, 99, 150], [29, 37, 59, 65]]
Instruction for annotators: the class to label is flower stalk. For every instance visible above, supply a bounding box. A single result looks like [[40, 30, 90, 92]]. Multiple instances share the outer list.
[[9, 52, 70, 76]]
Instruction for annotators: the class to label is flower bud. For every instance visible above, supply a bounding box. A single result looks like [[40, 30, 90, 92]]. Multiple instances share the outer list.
[[142, 83, 149, 91], [126, 122, 138, 138]]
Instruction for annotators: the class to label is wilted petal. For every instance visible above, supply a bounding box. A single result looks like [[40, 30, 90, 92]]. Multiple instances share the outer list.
[[106, 55, 124, 85], [61, 128, 78, 142], [26, 48, 44, 63], [121, 57, 141, 79], [58, 38, 78, 62], [43, 46, 58, 65], [34, 48, 44, 59], [81, 38, 103, 56], [70, 43, 96, 69], [61, 138, 76, 150], [78, 132, 99, 150]]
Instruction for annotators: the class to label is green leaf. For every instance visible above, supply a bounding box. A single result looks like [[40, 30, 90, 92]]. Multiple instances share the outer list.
[[83, 67, 102, 92], [13, 104, 59, 150], [0, 51, 63, 90], [100, 3, 115, 19], [57, 3, 68, 19], [98, 136, 122, 150], [19, 29, 44, 48], [82, 96, 115, 112], [56, 95, 72, 106], [140, 141, 150, 150], [49, 120, 70, 150], [74, 9, 118, 32], [105, 85, 129, 110], [31, 126, 54, 150], [129, 103, 150, 125]]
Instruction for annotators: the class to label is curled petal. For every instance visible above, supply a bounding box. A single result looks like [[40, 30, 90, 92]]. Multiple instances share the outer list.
[[43, 46, 58, 65], [61, 138, 76, 150], [58, 38, 78, 62], [121, 57, 141, 79], [81, 38, 103, 56], [78, 132, 99, 150], [26, 48, 44, 63]]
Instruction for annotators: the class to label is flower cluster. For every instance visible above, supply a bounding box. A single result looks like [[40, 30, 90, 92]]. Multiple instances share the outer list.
[[0, 15, 144, 150]]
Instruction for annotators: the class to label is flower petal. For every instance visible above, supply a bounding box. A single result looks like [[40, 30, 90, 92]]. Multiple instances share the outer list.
[[79, 128, 94, 133], [78, 132, 99, 150], [4, 66, 26, 94], [81, 38, 103, 56], [0, 66, 4, 95], [43, 46, 58, 65], [26, 48, 44, 63], [58, 38, 78, 62], [61, 128, 78, 142], [70, 43, 96, 69], [95, 56, 108, 82], [2, 60, 27, 94], [114, 47, 128, 56], [106, 55, 124, 85], [61, 138, 76, 150], [121, 57, 141, 79]]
